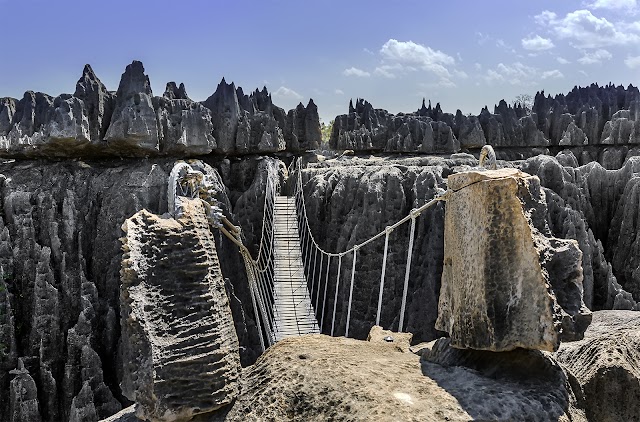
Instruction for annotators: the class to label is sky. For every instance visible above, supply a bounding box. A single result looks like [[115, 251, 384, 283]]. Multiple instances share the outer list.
[[0, 0, 639, 123]]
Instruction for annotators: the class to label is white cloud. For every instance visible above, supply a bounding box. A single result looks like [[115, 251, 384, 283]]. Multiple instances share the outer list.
[[535, 9, 640, 48], [437, 78, 457, 88], [334, 89, 345, 95], [379, 39, 455, 78], [343, 67, 371, 77], [374, 65, 397, 78], [541, 70, 564, 79], [272, 86, 302, 100], [625, 55, 640, 68], [587, 0, 637, 10], [485, 62, 537, 85], [535, 10, 558, 26], [453, 69, 469, 79], [496, 39, 516, 53], [577, 48, 612, 64], [363, 48, 375, 55], [522, 35, 555, 51], [476, 32, 491, 45], [484, 62, 563, 85], [557, 56, 571, 64], [474, 62, 483, 70]]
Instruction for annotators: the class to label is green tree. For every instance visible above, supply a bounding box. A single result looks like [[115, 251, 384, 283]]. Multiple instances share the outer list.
[[320, 120, 334, 144]]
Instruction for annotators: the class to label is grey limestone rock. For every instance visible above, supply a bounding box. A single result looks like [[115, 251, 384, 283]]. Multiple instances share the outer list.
[[436, 169, 591, 351], [301, 158, 449, 342], [9, 359, 42, 422], [420, 337, 586, 421], [224, 334, 586, 421], [0, 62, 319, 158], [154, 83, 216, 155], [69, 382, 97, 422], [555, 310, 640, 422], [454, 110, 486, 149], [521, 155, 640, 308], [74, 64, 115, 143], [331, 99, 460, 153], [104, 61, 159, 153], [285, 99, 322, 151], [120, 199, 240, 421]]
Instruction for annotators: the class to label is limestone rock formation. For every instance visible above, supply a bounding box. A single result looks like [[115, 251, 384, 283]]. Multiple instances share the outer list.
[[521, 155, 640, 310], [120, 199, 240, 421], [285, 99, 321, 151], [104, 61, 159, 153], [436, 169, 591, 351], [222, 334, 585, 421], [0, 62, 320, 158], [330, 84, 640, 169], [331, 98, 461, 153], [556, 310, 640, 422], [419, 337, 585, 421], [73, 64, 115, 144], [203, 81, 317, 155], [9, 359, 42, 422], [154, 83, 216, 155], [0, 158, 264, 422]]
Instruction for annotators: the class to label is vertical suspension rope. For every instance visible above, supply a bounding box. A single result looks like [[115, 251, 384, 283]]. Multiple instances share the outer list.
[[398, 213, 417, 333], [244, 258, 265, 351], [331, 254, 342, 336], [345, 247, 358, 338], [310, 246, 318, 312], [320, 255, 331, 331], [315, 253, 324, 313], [376, 228, 391, 326]]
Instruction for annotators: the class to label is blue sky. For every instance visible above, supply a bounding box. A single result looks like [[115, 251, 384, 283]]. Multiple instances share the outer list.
[[0, 0, 639, 122]]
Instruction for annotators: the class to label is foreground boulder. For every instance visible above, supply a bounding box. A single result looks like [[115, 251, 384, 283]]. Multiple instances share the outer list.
[[419, 337, 586, 421], [555, 310, 640, 422], [436, 169, 592, 351], [120, 199, 240, 421]]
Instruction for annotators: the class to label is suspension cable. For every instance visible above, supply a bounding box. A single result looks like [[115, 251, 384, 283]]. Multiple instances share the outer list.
[[398, 213, 417, 332]]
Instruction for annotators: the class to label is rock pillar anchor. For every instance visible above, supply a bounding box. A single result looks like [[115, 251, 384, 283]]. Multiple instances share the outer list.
[[435, 169, 591, 352]]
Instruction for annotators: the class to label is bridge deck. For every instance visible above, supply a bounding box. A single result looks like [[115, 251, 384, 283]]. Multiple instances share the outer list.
[[272, 196, 319, 341]]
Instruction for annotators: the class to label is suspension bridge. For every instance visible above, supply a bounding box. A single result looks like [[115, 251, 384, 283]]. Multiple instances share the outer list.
[[213, 159, 449, 351]]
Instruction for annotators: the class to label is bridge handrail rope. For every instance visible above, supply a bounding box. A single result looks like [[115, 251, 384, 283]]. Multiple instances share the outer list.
[[294, 158, 449, 336], [216, 160, 281, 350]]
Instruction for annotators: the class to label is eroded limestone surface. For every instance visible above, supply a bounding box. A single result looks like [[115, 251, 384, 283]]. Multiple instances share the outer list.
[[120, 199, 240, 421], [556, 310, 640, 422], [436, 169, 591, 351]]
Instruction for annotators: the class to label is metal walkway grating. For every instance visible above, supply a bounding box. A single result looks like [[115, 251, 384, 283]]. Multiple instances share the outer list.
[[272, 196, 319, 341]]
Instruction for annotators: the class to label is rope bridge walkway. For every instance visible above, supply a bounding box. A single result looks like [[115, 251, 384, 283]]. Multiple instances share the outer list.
[[169, 158, 450, 351], [272, 196, 319, 340]]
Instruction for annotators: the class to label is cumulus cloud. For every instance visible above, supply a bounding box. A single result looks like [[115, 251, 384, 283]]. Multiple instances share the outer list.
[[625, 55, 640, 68], [587, 0, 637, 10], [343, 67, 371, 77], [535, 9, 640, 48], [557, 57, 571, 64], [374, 65, 398, 79], [379, 39, 455, 78], [485, 62, 563, 85], [577, 49, 613, 64], [541, 70, 564, 79], [272, 86, 302, 100], [522, 35, 555, 51], [334, 89, 345, 95]]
